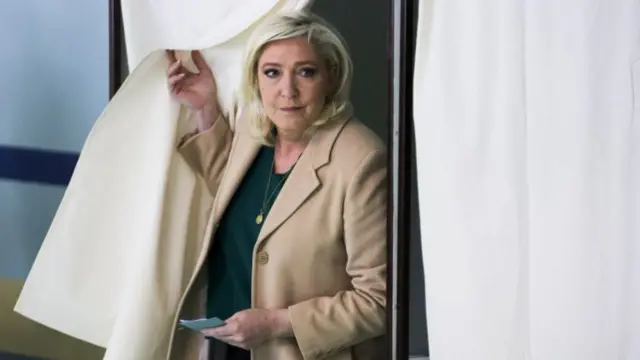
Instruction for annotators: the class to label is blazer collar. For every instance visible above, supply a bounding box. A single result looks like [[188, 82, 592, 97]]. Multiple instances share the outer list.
[[212, 110, 353, 247], [257, 112, 352, 245]]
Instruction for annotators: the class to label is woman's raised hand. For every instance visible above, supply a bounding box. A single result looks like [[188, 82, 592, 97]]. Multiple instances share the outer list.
[[165, 50, 218, 111]]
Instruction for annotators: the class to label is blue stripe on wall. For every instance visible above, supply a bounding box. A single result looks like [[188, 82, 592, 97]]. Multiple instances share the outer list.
[[0, 145, 78, 186]]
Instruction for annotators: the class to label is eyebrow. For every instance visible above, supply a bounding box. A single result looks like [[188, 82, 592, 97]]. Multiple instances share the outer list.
[[261, 61, 318, 68]]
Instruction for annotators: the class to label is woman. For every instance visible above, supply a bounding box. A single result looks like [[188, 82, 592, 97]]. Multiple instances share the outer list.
[[166, 11, 386, 360]]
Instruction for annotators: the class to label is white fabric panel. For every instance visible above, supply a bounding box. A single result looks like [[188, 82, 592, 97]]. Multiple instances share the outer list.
[[122, 0, 309, 71], [15, 1, 311, 358], [122, 0, 311, 115], [414, 0, 640, 359]]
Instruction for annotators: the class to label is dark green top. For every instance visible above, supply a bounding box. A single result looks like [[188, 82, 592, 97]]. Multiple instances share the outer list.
[[206, 145, 289, 320]]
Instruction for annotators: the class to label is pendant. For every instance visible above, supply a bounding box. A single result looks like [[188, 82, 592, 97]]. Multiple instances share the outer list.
[[256, 212, 264, 225]]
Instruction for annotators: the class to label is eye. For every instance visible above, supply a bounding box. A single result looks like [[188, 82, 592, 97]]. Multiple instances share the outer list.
[[263, 68, 280, 78], [298, 67, 317, 78]]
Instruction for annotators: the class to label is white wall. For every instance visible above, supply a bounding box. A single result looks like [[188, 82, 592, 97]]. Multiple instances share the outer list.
[[0, 1, 109, 279], [0, 2, 110, 358]]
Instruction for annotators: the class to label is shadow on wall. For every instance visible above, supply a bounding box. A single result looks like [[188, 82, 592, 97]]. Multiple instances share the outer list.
[[0, 279, 104, 360], [315, 0, 430, 357], [312, 0, 390, 141]]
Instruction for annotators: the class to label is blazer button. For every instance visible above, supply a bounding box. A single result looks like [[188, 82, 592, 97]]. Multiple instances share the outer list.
[[256, 251, 269, 265]]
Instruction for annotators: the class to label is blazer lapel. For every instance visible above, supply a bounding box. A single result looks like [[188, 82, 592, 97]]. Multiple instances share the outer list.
[[256, 150, 320, 245], [256, 115, 351, 245]]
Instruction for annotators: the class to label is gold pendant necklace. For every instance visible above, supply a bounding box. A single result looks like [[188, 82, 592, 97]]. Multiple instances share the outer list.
[[257, 175, 288, 225], [257, 149, 297, 225]]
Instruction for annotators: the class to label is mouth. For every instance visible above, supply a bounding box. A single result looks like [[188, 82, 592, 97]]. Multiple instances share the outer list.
[[280, 106, 304, 112]]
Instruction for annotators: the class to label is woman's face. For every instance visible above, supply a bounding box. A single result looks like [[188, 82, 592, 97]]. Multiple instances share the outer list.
[[256, 37, 332, 140]]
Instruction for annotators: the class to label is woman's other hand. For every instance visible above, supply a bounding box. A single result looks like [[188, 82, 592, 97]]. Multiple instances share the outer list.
[[166, 50, 220, 131], [202, 308, 293, 350]]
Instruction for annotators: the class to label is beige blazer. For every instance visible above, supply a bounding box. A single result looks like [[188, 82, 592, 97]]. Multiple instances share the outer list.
[[169, 111, 388, 360]]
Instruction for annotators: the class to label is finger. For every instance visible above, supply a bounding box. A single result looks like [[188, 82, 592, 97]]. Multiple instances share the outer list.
[[168, 73, 186, 86], [191, 50, 211, 74], [169, 78, 184, 94], [202, 328, 223, 338], [208, 324, 235, 338], [165, 49, 177, 63], [203, 331, 234, 345], [171, 83, 185, 96], [168, 75, 186, 94], [166, 60, 183, 77]]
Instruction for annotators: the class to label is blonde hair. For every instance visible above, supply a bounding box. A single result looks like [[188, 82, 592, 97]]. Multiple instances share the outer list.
[[238, 11, 354, 145]]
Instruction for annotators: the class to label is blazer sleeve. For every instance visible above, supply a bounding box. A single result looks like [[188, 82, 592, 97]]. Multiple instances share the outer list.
[[177, 114, 234, 194], [288, 148, 387, 360]]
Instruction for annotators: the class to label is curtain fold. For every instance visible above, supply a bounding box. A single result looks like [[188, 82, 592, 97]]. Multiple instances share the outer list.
[[14, 1, 312, 358], [414, 1, 640, 359]]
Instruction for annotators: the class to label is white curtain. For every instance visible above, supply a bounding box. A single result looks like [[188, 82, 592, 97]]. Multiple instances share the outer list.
[[122, 0, 308, 70], [121, 0, 311, 118], [413, 1, 640, 359], [15, 1, 311, 358]]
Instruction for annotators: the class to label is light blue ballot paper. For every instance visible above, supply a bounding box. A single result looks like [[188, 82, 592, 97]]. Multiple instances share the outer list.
[[178, 317, 226, 331]]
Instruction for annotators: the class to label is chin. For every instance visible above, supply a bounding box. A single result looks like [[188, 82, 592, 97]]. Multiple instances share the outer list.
[[272, 120, 309, 137], [273, 117, 306, 129]]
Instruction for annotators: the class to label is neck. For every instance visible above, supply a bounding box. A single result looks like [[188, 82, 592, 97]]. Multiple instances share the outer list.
[[273, 135, 308, 174], [275, 137, 308, 157]]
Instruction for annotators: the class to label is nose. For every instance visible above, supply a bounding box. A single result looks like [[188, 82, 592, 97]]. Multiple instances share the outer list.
[[279, 72, 299, 99]]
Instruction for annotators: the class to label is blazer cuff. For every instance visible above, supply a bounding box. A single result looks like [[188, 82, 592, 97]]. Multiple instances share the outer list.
[[177, 115, 229, 149], [288, 303, 325, 360], [176, 115, 232, 175]]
